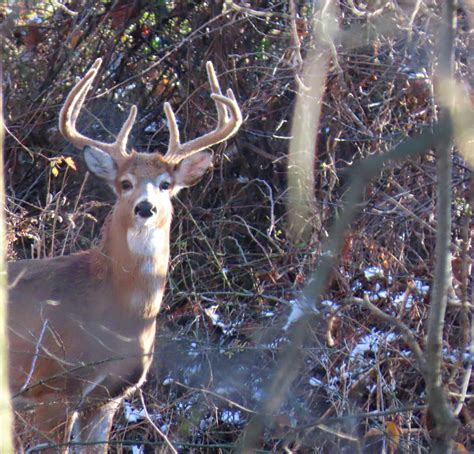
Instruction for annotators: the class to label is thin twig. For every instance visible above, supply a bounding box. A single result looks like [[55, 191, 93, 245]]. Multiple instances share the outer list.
[[139, 391, 178, 454], [224, 0, 289, 19], [20, 319, 49, 392], [453, 364, 472, 416], [51, 0, 79, 16], [359, 294, 426, 371], [288, 0, 303, 69], [408, 0, 423, 41], [174, 381, 256, 415]]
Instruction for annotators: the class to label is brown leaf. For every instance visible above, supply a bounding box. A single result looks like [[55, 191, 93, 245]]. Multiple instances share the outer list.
[[341, 232, 353, 265], [256, 270, 283, 284], [23, 26, 43, 51], [386, 421, 401, 453], [67, 30, 81, 49], [451, 442, 469, 453], [152, 78, 170, 97]]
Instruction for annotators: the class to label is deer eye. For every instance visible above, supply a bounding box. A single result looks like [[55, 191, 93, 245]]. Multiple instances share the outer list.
[[121, 180, 133, 191], [160, 181, 171, 191]]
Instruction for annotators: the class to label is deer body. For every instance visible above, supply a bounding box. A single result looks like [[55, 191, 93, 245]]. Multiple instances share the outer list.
[[8, 60, 241, 452]]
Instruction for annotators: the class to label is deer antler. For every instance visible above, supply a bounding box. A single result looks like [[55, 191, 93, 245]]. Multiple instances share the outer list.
[[59, 58, 137, 160], [164, 62, 242, 164]]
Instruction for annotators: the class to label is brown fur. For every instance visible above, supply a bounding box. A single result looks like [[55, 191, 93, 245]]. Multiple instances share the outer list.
[[9, 154, 178, 451]]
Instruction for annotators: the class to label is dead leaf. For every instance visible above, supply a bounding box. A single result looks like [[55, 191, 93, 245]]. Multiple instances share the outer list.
[[67, 30, 81, 49], [451, 442, 469, 453], [64, 157, 77, 171], [386, 421, 401, 453], [23, 26, 44, 52]]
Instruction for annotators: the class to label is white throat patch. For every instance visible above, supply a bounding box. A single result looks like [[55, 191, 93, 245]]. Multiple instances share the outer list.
[[127, 227, 165, 257]]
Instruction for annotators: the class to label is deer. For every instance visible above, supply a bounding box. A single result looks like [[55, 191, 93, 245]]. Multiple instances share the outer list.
[[7, 58, 241, 452]]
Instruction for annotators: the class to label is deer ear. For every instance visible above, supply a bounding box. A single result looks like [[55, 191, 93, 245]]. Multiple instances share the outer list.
[[83, 146, 117, 182], [174, 151, 212, 191]]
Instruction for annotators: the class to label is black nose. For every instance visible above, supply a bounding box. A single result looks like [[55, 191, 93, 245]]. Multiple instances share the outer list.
[[134, 200, 156, 218]]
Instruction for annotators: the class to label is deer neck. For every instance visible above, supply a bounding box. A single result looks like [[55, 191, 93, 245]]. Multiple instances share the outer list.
[[98, 211, 171, 319]]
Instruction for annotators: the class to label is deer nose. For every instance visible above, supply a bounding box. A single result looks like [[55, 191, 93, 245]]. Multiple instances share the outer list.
[[134, 200, 156, 218]]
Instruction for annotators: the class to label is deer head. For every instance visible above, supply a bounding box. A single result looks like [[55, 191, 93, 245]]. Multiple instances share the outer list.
[[59, 58, 242, 239]]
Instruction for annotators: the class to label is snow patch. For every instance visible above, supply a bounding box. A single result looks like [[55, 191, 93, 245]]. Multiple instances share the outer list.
[[221, 410, 242, 424], [414, 279, 430, 295], [200, 416, 213, 430], [309, 377, 323, 387], [364, 267, 384, 280], [283, 299, 305, 331], [145, 121, 158, 133], [321, 299, 339, 310], [205, 305, 239, 335], [123, 401, 145, 423], [262, 310, 275, 317], [350, 329, 399, 360], [187, 342, 200, 358]]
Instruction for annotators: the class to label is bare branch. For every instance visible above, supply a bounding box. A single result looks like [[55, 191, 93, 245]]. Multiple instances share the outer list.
[[356, 295, 426, 371], [425, 1, 460, 450]]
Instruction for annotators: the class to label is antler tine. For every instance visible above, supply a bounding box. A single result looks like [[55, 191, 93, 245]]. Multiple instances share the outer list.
[[59, 58, 136, 160], [165, 61, 242, 164], [69, 58, 101, 125], [163, 102, 180, 151], [59, 59, 99, 148], [115, 104, 138, 150], [206, 61, 227, 129]]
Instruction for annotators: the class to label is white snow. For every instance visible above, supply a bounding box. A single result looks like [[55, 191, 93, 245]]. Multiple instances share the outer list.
[[199, 416, 213, 430], [123, 401, 145, 423], [321, 299, 338, 309], [262, 310, 275, 317], [309, 377, 323, 387], [144, 121, 158, 133], [350, 329, 399, 360], [283, 299, 305, 331], [364, 267, 384, 280], [393, 292, 414, 309], [221, 410, 242, 424], [204, 305, 238, 335], [414, 279, 430, 295]]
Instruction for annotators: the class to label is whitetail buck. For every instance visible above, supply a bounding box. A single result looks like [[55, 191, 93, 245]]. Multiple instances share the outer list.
[[8, 58, 241, 452]]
